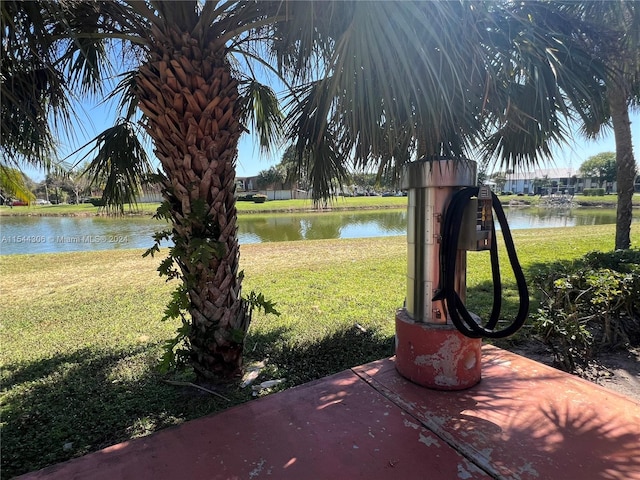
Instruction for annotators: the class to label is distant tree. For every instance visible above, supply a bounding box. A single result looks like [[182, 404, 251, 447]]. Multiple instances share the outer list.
[[532, 175, 554, 196], [256, 166, 285, 190], [491, 172, 507, 193], [568, 175, 578, 194], [477, 158, 490, 187], [531, 177, 542, 195], [67, 169, 92, 204], [45, 171, 68, 204], [278, 145, 310, 191], [350, 172, 377, 188], [579, 152, 617, 188]]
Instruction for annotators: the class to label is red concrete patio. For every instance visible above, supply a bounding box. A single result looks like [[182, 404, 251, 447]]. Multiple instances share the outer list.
[[18, 346, 640, 480]]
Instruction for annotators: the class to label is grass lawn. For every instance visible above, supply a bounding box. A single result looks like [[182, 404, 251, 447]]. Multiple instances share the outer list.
[[0, 202, 161, 217], [0, 196, 408, 217], [1, 223, 639, 478], [235, 195, 409, 212], [497, 192, 640, 206]]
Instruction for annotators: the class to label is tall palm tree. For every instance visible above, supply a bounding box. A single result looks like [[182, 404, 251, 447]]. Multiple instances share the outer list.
[[601, 4, 640, 250], [1, 1, 609, 381], [557, 1, 640, 250]]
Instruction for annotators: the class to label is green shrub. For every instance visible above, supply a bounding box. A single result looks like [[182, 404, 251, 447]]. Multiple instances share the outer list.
[[582, 188, 605, 196], [89, 197, 106, 207], [529, 249, 640, 371]]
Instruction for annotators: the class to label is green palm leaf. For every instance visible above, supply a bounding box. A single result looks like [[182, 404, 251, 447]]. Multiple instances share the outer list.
[[239, 79, 283, 153], [0, 166, 35, 203], [81, 120, 152, 214]]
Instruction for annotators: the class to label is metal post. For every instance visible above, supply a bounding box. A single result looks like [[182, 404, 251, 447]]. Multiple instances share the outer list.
[[403, 158, 476, 325], [395, 157, 482, 390]]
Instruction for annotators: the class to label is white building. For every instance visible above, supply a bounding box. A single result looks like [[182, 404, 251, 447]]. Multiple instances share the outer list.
[[500, 167, 639, 195]]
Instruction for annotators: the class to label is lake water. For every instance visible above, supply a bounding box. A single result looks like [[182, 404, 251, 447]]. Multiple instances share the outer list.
[[0, 207, 634, 255]]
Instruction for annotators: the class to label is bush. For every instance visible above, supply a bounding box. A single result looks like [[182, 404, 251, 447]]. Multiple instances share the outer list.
[[253, 194, 267, 203], [89, 197, 106, 207], [582, 188, 605, 196], [529, 249, 640, 371], [237, 194, 255, 202]]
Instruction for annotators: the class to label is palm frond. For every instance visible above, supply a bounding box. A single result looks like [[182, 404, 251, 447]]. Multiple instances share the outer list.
[[238, 79, 283, 154], [81, 120, 152, 213], [106, 69, 140, 121], [280, 1, 490, 189], [0, 166, 36, 202], [55, 1, 115, 97], [277, 1, 612, 183], [302, 130, 350, 201], [0, 1, 71, 166]]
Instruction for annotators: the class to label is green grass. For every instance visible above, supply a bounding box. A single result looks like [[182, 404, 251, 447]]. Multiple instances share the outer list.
[[496, 192, 640, 206], [573, 193, 640, 206], [235, 195, 408, 212], [0, 196, 407, 217], [1, 223, 639, 478], [0, 202, 162, 217]]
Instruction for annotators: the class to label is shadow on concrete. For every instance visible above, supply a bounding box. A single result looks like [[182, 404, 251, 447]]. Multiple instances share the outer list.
[[357, 348, 640, 479]]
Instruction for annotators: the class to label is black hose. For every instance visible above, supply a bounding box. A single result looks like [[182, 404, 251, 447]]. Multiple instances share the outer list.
[[432, 187, 529, 339]]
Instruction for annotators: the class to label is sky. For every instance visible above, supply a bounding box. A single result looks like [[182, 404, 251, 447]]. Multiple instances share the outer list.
[[545, 114, 640, 176], [23, 95, 640, 182]]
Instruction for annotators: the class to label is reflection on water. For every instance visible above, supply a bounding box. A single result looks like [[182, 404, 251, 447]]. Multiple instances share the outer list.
[[0, 207, 634, 255], [238, 211, 407, 244], [502, 207, 625, 230], [0, 216, 165, 255]]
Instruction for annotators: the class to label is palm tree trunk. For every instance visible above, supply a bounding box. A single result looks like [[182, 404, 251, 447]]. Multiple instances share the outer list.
[[609, 82, 637, 250], [136, 26, 247, 380]]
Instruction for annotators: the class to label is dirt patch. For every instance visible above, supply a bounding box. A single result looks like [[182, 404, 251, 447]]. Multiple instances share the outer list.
[[505, 342, 640, 403], [583, 348, 640, 401]]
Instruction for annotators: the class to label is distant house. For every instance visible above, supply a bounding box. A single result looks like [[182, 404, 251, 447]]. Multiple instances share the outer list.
[[236, 176, 310, 200], [236, 177, 256, 192], [501, 167, 634, 195]]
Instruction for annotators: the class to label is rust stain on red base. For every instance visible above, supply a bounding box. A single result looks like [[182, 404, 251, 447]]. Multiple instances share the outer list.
[[395, 308, 482, 390]]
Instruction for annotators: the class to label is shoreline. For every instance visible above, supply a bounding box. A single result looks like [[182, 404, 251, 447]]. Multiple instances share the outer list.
[[1, 198, 636, 218], [0, 203, 408, 218]]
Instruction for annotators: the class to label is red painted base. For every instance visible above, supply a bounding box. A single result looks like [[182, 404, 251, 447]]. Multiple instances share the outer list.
[[395, 308, 481, 390]]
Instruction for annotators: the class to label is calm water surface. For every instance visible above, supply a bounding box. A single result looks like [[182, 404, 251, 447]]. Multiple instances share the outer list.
[[0, 207, 634, 255]]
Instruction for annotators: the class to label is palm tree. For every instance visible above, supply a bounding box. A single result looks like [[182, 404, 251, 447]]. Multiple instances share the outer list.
[[2, 1, 609, 381], [603, 6, 639, 250], [557, 1, 640, 249]]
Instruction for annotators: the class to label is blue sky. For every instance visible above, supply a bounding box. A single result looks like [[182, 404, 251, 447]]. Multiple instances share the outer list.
[[25, 96, 639, 182], [547, 113, 640, 175]]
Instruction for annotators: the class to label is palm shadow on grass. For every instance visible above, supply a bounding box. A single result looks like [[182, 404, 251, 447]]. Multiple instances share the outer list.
[[1, 344, 243, 479], [3, 325, 394, 479], [247, 324, 395, 387]]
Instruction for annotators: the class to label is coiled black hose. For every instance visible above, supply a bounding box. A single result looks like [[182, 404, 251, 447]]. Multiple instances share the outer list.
[[432, 187, 529, 338]]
